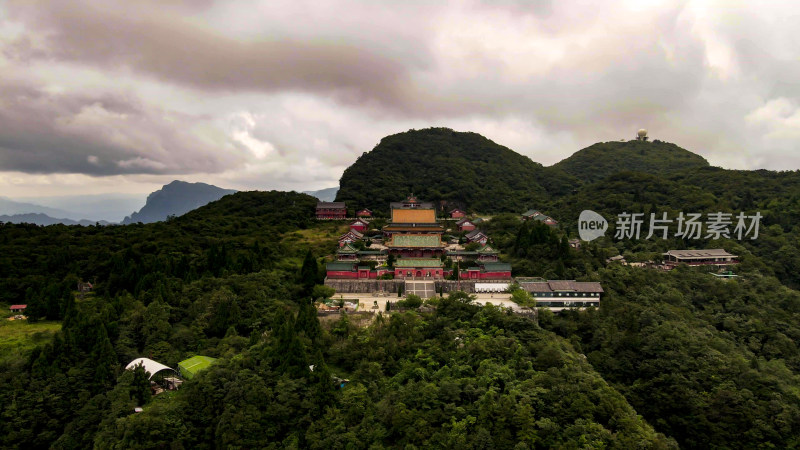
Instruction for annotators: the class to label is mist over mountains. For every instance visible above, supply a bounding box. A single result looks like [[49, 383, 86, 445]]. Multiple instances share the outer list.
[[14, 194, 146, 222], [1, 181, 236, 226], [303, 187, 338, 202], [0, 197, 77, 220], [0, 213, 111, 226], [0, 194, 143, 224]]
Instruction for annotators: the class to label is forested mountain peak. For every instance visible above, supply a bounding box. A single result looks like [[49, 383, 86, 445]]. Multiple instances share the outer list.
[[335, 128, 575, 214], [121, 180, 237, 225], [176, 190, 319, 231], [553, 139, 710, 183]]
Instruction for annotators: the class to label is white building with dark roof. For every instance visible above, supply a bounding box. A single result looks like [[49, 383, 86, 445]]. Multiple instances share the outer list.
[[518, 279, 603, 311], [663, 249, 738, 268]]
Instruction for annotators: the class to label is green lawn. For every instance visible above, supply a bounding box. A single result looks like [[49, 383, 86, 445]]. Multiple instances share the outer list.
[[0, 305, 60, 363], [281, 222, 349, 256]]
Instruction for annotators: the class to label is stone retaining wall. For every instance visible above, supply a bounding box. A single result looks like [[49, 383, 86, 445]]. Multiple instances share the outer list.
[[324, 279, 404, 294], [324, 278, 511, 294]]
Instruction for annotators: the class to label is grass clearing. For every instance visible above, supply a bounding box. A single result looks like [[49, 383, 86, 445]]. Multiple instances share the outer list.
[[281, 222, 349, 257], [0, 319, 61, 363], [0, 304, 60, 363], [284, 224, 348, 243]]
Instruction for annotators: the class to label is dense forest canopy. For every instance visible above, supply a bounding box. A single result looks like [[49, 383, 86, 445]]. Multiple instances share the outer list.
[[336, 129, 716, 216], [335, 128, 578, 214], [3, 131, 800, 448], [553, 139, 710, 184]]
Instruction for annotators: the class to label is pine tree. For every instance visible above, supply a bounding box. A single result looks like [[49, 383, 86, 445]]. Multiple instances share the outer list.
[[308, 349, 335, 414], [295, 299, 322, 345], [91, 323, 117, 389], [275, 313, 307, 377], [300, 250, 319, 295], [130, 363, 151, 406]]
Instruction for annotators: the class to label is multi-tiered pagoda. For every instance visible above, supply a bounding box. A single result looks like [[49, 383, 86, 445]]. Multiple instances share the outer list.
[[325, 195, 512, 281]]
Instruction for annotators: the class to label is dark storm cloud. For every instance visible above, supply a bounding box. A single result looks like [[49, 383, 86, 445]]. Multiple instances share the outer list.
[[0, 80, 244, 175], [1, 0, 718, 120], [1, 0, 800, 188], [5, 0, 429, 109]]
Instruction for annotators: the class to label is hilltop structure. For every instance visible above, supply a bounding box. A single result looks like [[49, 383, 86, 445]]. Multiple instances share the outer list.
[[326, 195, 511, 281], [456, 218, 476, 231], [449, 208, 466, 219], [465, 229, 489, 244], [349, 218, 369, 232], [383, 195, 443, 236], [385, 195, 447, 277], [521, 209, 558, 226], [321, 194, 603, 311], [338, 229, 363, 247], [517, 279, 603, 312], [316, 201, 346, 220], [663, 249, 738, 268]]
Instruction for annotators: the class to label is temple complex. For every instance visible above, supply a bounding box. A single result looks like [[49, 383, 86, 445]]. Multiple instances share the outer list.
[[326, 195, 511, 281]]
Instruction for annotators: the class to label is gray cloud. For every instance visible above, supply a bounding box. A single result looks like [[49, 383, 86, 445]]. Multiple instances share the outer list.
[[5, 0, 432, 109], [1, 0, 799, 196], [0, 79, 245, 175]]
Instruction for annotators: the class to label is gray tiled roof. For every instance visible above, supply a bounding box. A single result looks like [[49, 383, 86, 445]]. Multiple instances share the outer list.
[[326, 262, 356, 271], [519, 280, 604, 293], [663, 249, 737, 259], [481, 262, 512, 272], [317, 202, 346, 208]]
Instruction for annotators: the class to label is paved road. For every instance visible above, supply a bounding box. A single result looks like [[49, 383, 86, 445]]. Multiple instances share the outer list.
[[405, 280, 436, 298]]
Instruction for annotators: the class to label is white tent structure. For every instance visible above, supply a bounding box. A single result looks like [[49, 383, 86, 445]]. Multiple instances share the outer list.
[[474, 282, 509, 293], [125, 358, 176, 380]]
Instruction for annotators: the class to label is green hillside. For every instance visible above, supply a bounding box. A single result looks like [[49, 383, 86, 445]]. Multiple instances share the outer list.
[[553, 139, 710, 183], [336, 128, 577, 214], [540, 165, 800, 288], [336, 130, 710, 215], [4, 132, 800, 448], [0, 189, 669, 448]]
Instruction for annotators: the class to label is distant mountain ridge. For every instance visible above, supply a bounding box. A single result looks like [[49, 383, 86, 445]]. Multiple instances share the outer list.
[[121, 181, 237, 224], [0, 196, 120, 225], [0, 197, 74, 219], [303, 187, 338, 202], [13, 193, 145, 223], [0, 213, 111, 226]]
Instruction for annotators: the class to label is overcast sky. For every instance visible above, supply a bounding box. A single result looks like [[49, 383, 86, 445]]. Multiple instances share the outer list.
[[1, 0, 799, 198]]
